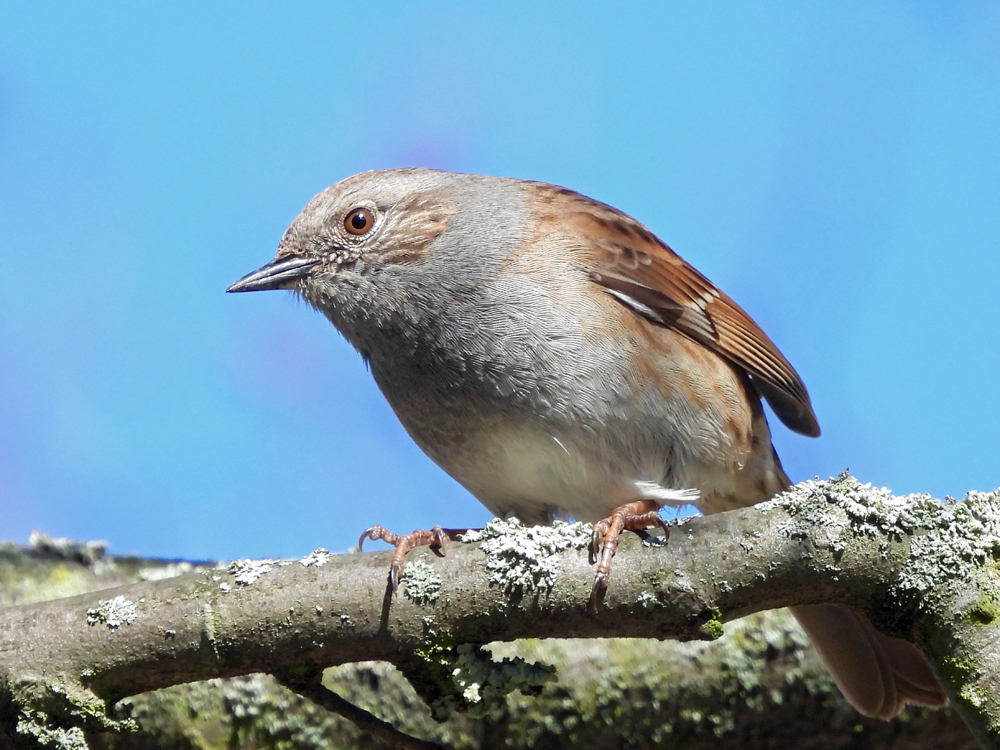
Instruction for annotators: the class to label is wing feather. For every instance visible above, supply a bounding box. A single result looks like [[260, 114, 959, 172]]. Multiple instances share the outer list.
[[549, 189, 820, 437]]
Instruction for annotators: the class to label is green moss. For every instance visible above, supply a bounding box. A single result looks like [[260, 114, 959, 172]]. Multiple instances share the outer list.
[[0, 545, 133, 606], [959, 686, 989, 710], [963, 594, 1000, 626], [14, 613, 950, 750], [285, 663, 311, 679], [644, 568, 670, 588], [413, 626, 458, 689], [940, 656, 975, 686], [940, 658, 992, 713], [700, 608, 725, 640], [491, 612, 849, 747]]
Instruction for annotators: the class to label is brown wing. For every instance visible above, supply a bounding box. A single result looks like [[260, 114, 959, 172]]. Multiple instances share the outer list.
[[541, 186, 820, 437]]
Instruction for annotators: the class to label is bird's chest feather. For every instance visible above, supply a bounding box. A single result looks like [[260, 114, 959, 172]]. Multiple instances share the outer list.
[[362, 282, 761, 521]]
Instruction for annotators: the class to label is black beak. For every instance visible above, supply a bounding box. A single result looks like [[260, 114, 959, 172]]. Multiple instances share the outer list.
[[226, 255, 320, 293]]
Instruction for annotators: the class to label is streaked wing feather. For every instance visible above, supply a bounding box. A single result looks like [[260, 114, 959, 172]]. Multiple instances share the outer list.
[[563, 196, 820, 437]]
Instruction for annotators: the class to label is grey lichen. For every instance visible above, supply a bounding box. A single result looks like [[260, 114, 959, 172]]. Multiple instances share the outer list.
[[14, 682, 138, 749], [299, 549, 332, 568], [229, 558, 276, 585], [460, 518, 591, 593], [671, 611, 825, 736], [86, 595, 137, 629], [899, 490, 1000, 595], [767, 471, 1000, 600], [201, 673, 355, 749], [637, 591, 661, 609], [413, 622, 459, 690], [401, 560, 443, 604], [58, 683, 137, 733], [759, 477, 848, 541], [16, 710, 88, 750], [436, 644, 556, 719]]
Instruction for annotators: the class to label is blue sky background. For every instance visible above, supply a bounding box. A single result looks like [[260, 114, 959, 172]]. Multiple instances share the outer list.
[[0, 2, 998, 561]]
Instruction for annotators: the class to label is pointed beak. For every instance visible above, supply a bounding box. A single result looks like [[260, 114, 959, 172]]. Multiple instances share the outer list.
[[226, 255, 320, 293]]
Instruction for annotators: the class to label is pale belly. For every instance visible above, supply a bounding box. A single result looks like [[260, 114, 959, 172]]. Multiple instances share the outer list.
[[419, 419, 730, 525]]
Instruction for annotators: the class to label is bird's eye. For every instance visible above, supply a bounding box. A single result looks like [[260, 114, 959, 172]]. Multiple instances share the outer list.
[[344, 207, 375, 236]]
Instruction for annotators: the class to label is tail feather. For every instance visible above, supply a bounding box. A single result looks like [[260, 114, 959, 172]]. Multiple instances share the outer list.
[[876, 629, 949, 706], [791, 603, 948, 719]]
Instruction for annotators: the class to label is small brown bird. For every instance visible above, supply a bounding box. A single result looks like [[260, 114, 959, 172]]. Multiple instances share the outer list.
[[229, 168, 946, 719]]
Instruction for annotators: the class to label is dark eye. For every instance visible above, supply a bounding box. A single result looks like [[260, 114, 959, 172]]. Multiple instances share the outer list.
[[344, 207, 375, 236]]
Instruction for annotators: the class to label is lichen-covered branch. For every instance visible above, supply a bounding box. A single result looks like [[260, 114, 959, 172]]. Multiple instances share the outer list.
[[1, 473, 999, 749]]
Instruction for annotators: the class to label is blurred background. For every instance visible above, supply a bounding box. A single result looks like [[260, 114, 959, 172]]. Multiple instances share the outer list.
[[0, 2, 997, 561]]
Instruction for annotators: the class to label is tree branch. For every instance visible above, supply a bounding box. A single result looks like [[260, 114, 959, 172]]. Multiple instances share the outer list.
[[2, 473, 998, 748], [274, 674, 445, 750]]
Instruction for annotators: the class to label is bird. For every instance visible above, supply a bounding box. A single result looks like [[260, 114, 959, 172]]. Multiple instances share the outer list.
[[228, 167, 947, 719]]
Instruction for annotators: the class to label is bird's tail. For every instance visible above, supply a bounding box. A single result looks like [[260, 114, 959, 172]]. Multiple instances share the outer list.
[[790, 603, 948, 718]]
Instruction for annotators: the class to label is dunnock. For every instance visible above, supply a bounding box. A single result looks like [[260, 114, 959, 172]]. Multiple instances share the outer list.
[[229, 168, 945, 719]]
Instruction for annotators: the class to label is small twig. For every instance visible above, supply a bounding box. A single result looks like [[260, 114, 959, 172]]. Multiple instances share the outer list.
[[277, 676, 447, 750]]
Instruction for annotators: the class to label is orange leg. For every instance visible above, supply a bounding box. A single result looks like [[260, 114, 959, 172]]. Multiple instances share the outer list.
[[358, 525, 468, 592], [589, 500, 667, 609]]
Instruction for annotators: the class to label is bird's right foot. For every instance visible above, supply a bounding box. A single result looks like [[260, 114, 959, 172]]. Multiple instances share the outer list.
[[358, 525, 466, 591]]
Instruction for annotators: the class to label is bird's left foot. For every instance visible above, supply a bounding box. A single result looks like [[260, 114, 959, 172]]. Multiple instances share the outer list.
[[589, 500, 667, 610]]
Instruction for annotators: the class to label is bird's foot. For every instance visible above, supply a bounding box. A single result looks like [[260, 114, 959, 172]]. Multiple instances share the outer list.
[[589, 500, 667, 611], [358, 525, 467, 592]]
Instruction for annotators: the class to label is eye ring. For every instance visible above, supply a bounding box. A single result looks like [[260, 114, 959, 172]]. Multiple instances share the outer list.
[[344, 207, 375, 236]]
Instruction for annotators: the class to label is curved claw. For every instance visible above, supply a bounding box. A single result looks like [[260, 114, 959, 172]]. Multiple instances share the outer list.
[[430, 525, 448, 548], [589, 524, 607, 561], [357, 524, 463, 593], [589, 499, 666, 609], [358, 525, 402, 552], [588, 572, 609, 613], [358, 526, 375, 551], [389, 560, 403, 593]]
